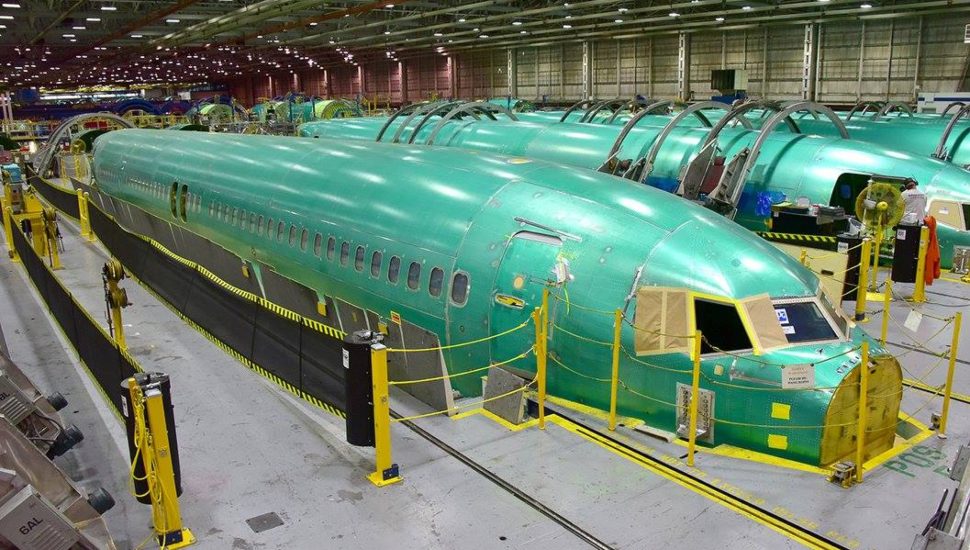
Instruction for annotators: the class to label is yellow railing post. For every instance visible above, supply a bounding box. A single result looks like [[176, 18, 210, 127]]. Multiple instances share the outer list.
[[799, 248, 808, 266], [870, 228, 884, 291], [855, 340, 869, 483], [913, 225, 929, 303], [533, 288, 549, 430], [939, 311, 963, 438], [880, 279, 892, 346], [854, 238, 872, 322], [687, 330, 702, 467], [367, 343, 401, 487], [77, 190, 93, 241], [608, 309, 622, 431], [2, 205, 17, 263]]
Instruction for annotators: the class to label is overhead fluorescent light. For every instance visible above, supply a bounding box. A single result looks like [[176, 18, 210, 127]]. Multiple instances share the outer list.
[[101, 5, 116, 10]]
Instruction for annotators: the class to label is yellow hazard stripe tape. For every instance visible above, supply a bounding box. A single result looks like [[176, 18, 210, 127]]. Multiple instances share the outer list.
[[547, 415, 844, 550], [758, 232, 838, 244]]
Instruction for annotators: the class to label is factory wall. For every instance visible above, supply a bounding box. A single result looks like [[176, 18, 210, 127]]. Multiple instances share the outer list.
[[223, 15, 970, 106]]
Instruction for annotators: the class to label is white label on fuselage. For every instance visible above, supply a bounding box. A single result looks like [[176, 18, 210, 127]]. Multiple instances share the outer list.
[[782, 365, 815, 389], [342, 349, 350, 369]]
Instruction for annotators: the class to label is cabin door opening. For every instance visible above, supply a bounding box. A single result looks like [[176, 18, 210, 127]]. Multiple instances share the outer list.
[[490, 231, 562, 366], [828, 173, 871, 212]]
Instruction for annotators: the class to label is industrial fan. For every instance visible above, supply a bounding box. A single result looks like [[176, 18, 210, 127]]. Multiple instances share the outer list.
[[854, 181, 905, 230], [854, 180, 905, 292]]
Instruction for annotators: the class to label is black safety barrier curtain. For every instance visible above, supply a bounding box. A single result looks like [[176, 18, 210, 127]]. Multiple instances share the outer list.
[[24, 168, 347, 415], [84, 194, 347, 414], [10, 223, 136, 413]]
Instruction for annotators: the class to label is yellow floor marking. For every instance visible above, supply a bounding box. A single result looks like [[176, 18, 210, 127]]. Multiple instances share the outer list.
[[546, 415, 843, 550]]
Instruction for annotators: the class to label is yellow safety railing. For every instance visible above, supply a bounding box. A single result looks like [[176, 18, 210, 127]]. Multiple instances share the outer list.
[[361, 273, 962, 489]]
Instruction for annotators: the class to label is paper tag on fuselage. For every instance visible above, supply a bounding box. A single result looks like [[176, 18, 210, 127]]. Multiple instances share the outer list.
[[782, 365, 815, 389], [342, 349, 350, 369], [904, 310, 923, 332]]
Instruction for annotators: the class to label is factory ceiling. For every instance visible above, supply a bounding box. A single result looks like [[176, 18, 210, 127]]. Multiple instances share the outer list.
[[1, 0, 967, 88]]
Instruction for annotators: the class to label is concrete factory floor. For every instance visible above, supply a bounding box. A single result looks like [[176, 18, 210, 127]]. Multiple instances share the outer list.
[[2, 207, 970, 550]]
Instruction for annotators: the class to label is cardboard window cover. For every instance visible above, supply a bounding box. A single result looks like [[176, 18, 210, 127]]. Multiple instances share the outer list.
[[742, 293, 788, 352], [634, 287, 691, 356]]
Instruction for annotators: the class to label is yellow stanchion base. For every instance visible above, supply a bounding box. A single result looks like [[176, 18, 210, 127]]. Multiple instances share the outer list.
[[367, 471, 403, 487], [160, 528, 196, 549]]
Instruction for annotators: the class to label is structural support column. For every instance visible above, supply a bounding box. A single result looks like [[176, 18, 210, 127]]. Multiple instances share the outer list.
[[814, 25, 824, 102], [323, 69, 330, 99], [616, 40, 622, 97], [582, 40, 593, 100], [677, 32, 691, 101], [914, 17, 923, 101], [648, 37, 654, 97], [507, 48, 518, 98], [2, 92, 14, 133], [357, 65, 365, 97], [801, 23, 819, 101], [857, 21, 867, 101], [886, 20, 895, 101], [449, 56, 458, 99], [399, 62, 407, 104], [761, 28, 769, 96], [559, 44, 565, 100]]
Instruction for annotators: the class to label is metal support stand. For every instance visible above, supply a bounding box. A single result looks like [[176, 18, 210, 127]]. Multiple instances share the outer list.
[[102, 259, 130, 351], [126, 376, 194, 549]]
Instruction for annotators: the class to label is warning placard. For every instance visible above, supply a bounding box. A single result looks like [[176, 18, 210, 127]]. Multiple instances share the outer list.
[[782, 364, 816, 389]]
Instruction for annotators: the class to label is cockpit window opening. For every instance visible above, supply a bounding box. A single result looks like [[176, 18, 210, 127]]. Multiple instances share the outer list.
[[771, 300, 839, 344], [695, 298, 753, 354]]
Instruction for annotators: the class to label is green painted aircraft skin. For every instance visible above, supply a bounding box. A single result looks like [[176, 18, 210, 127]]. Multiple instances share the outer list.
[[91, 129, 891, 465], [300, 114, 970, 268]]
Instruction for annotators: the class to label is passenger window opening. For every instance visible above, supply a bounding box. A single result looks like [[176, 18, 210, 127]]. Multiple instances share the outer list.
[[288, 225, 297, 247], [451, 272, 469, 305], [257, 216, 264, 234], [355, 246, 365, 272], [249, 213, 256, 232], [277, 221, 285, 242], [300, 229, 309, 251], [429, 267, 444, 297], [313, 233, 323, 257], [407, 262, 421, 290], [231, 208, 237, 226], [371, 251, 383, 277], [239, 209, 247, 229], [695, 299, 752, 354], [340, 242, 350, 266], [169, 182, 178, 218], [388, 256, 401, 284], [327, 237, 336, 260]]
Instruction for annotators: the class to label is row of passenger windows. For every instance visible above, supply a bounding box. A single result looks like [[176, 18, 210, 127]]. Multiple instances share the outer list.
[[206, 199, 470, 306]]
